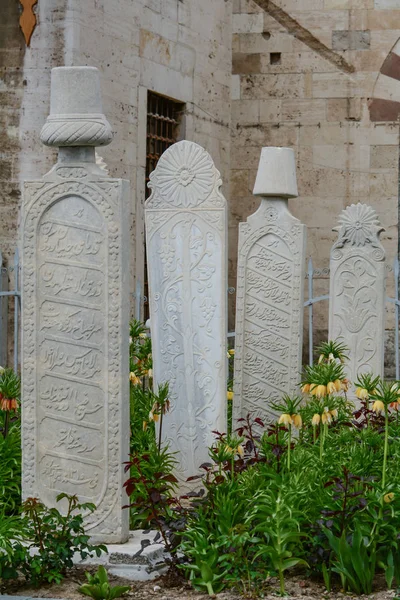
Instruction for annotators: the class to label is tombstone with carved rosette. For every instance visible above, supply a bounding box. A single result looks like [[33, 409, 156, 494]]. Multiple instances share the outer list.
[[329, 203, 386, 394], [145, 140, 227, 488], [21, 67, 130, 543], [233, 147, 306, 423]]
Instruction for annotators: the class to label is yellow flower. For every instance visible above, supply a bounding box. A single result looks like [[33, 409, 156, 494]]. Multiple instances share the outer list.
[[356, 387, 369, 400], [301, 383, 311, 394], [318, 354, 324, 364], [292, 414, 302, 429], [148, 368, 153, 378], [327, 381, 336, 394], [236, 444, 244, 457], [229, 349, 235, 356], [328, 353, 335, 362], [143, 421, 148, 431], [278, 413, 293, 427], [312, 414, 321, 426], [330, 409, 338, 420], [149, 410, 160, 422], [334, 379, 342, 392], [129, 372, 141, 385], [341, 379, 350, 392], [315, 385, 327, 398], [227, 391, 234, 401], [321, 408, 332, 425], [390, 401, 400, 411], [384, 492, 394, 503], [139, 332, 147, 339], [372, 400, 385, 414]]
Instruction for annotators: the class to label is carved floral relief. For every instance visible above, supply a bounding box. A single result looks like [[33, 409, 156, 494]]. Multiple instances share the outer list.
[[329, 203, 386, 389], [145, 141, 227, 486]]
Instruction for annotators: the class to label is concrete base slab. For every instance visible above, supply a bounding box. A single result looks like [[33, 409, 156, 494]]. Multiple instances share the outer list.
[[77, 530, 169, 581]]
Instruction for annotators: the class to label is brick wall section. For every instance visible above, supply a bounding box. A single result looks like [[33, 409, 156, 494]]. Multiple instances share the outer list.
[[231, 0, 400, 346]]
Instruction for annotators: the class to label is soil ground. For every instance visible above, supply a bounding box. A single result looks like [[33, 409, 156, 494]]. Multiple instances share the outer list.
[[1, 566, 398, 600]]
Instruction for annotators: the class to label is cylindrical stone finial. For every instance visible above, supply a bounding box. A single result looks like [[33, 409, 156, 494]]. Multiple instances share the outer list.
[[40, 67, 113, 148], [253, 147, 298, 198]]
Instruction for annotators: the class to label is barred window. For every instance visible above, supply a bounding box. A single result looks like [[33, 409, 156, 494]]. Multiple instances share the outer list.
[[144, 92, 184, 320]]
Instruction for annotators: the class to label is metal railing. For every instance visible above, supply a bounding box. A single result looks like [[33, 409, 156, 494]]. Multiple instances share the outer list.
[[0, 249, 20, 372], [2, 248, 399, 379]]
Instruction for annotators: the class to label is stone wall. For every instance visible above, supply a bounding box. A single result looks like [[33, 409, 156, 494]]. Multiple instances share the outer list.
[[0, 0, 232, 327], [230, 0, 400, 348]]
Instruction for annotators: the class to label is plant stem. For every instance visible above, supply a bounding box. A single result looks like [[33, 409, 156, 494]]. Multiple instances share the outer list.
[[313, 425, 316, 444], [279, 567, 285, 596], [320, 423, 324, 460], [287, 424, 291, 471], [382, 406, 389, 490], [158, 412, 163, 453], [3, 411, 10, 439]]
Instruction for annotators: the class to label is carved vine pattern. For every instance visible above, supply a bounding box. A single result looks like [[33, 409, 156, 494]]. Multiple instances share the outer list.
[[145, 141, 227, 487]]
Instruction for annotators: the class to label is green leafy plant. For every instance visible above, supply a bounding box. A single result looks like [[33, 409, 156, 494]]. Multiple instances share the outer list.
[[0, 494, 106, 586], [78, 566, 130, 600], [324, 525, 376, 595], [252, 487, 308, 596]]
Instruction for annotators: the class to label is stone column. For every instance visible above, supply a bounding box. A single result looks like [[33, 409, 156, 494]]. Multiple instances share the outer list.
[[145, 141, 227, 487], [233, 147, 306, 422], [329, 203, 386, 390], [21, 67, 130, 543]]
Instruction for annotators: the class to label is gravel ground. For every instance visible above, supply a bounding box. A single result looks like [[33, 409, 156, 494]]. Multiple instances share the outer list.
[[1, 566, 398, 600]]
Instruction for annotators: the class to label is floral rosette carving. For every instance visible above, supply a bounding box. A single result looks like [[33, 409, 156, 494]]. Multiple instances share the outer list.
[[332, 203, 385, 260], [148, 141, 215, 208]]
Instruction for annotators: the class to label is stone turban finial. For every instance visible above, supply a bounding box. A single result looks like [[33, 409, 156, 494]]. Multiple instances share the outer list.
[[40, 67, 113, 148]]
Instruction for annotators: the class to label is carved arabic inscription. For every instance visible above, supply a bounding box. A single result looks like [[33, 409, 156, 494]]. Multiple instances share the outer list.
[[37, 195, 105, 503], [240, 234, 293, 416]]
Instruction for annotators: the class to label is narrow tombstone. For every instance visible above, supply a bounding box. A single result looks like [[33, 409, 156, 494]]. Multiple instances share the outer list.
[[21, 67, 130, 543], [233, 147, 306, 422], [145, 141, 227, 487], [329, 203, 386, 390]]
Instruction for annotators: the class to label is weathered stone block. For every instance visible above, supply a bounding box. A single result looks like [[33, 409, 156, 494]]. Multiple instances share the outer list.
[[332, 30, 370, 50], [371, 144, 399, 169], [232, 52, 262, 74]]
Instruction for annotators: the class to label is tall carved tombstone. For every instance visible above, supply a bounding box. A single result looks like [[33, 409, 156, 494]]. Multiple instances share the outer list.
[[329, 203, 386, 390], [233, 147, 306, 422], [145, 141, 227, 486], [21, 67, 130, 543]]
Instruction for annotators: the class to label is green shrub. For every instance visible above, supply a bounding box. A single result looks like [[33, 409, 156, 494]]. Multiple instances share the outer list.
[[0, 494, 106, 586]]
